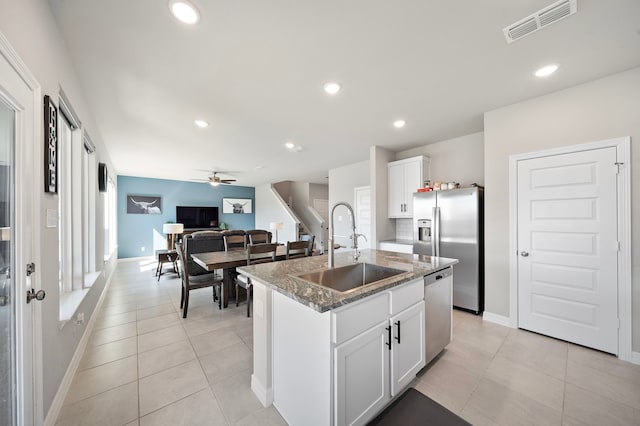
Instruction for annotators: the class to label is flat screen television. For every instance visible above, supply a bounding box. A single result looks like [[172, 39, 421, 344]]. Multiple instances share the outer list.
[[176, 206, 219, 229]]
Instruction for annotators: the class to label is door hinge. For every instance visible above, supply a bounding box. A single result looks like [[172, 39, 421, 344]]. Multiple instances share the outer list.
[[26, 263, 35, 276], [617, 318, 621, 329], [616, 241, 621, 252], [614, 162, 624, 174]]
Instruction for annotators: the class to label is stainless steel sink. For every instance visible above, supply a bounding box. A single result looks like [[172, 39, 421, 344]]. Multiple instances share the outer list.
[[294, 263, 406, 293]]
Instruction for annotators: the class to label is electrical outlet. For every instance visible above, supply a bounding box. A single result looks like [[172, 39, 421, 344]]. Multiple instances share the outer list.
[[74, 312, 85, 325]]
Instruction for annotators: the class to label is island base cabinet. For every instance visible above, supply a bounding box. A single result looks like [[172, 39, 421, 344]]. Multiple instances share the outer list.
[[334, 322, 390, 426], [264, 278, 425, 426], [334, 295, 426, 426]]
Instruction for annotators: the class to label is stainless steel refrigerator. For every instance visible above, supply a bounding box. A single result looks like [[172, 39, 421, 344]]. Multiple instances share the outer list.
[[413, 187, 484, 314]]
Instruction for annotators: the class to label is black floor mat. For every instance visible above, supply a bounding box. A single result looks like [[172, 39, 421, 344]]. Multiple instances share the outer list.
[[368, 388, 471, 426]]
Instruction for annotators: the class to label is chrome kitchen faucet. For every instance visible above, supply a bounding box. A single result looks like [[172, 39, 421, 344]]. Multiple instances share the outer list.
[[328, 201, 367, 268]]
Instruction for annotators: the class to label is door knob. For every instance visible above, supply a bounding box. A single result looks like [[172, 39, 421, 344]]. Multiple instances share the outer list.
[[520, 251, 529, 257], [26, 289, 46, 304]]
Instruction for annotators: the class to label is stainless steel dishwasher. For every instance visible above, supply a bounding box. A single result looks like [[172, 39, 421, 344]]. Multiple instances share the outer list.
[[424, 267, 453, 365]]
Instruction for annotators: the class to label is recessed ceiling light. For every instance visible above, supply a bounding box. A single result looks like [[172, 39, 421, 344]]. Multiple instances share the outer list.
[[285, 142, 304, 152], [323, 82, 341, 95], [534, 64, 559, 77], [393, 119, 406, 129], [194, 120, 208, 128], [254, 165, 264, 170], [170, 1, 200, 24]]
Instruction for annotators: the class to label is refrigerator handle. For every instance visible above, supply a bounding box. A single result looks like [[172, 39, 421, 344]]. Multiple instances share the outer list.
[[434, 206, 441, 257], [431, 207, 437, 256]]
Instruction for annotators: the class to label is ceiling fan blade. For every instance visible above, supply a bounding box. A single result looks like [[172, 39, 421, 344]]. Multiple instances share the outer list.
[[220, 179, 236, 183]]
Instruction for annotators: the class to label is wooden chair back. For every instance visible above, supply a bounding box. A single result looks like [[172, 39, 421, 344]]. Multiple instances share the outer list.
[[224, 234, 246, 251], [247, 229, 272, 245], [286, 240, 310, 259], [175, 242, 222, 318], [300, 234, 315, 254], [246, 243, 278, 265]]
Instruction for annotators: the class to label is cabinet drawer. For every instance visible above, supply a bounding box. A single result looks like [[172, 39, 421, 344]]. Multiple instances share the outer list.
[[389, 279, 424, 315], [332, 292, 389, 345]]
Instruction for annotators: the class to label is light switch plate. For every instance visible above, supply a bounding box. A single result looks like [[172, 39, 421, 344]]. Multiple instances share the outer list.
[[46, 209, 57, 228]]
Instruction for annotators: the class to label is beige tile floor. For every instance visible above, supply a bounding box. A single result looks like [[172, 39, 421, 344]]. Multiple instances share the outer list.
[[57, 259, 640, 425]]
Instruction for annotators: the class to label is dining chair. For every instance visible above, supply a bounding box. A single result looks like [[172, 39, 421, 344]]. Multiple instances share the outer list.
[[176, 242, 223, 318], [246, 229, 272, 245], [300, 234, 316, 254], [223, 231, 247, 251], [286, 240, 310, 259], [236, 243, 278, 317]]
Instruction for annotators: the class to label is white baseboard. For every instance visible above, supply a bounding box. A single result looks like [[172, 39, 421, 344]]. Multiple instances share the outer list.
[[117, 255, 154, 263], [482, 311, 515, 328], [251, 374, 273, 407], [44, 271, 115, 426], [630, 351, 640, 366]]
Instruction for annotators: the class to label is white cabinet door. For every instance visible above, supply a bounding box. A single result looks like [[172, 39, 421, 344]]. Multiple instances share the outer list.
[[390, 301, 425, 396], [334, 321, 390, 426], [388, 162, 404, 217], [403, 159, 422, 217], [388, 156, 428, 218]]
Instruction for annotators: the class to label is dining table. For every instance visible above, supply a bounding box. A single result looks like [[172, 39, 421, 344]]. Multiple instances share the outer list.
[[191, 246, 288, 308]]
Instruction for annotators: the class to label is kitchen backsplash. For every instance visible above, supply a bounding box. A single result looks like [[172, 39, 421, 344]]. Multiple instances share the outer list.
[[396, 218, 413, 241]]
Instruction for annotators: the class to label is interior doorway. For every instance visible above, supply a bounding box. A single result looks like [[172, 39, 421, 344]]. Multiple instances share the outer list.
[[354, 186, 371, 249], [0, 34, 42, 425], [509, 137, 631, 359]]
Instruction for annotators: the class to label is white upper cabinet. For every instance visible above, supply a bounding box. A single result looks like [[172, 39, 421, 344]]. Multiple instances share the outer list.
[[388, 156, 429, 218]]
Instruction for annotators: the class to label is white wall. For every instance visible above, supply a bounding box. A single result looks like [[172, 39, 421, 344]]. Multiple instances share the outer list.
[[254, 184, 297, 244], [370, 146, 395, 246], [396, 132, 484, 187], [0, 0, 118, 416], [328, 160, 370, 249], [484, 67, 640, 351]]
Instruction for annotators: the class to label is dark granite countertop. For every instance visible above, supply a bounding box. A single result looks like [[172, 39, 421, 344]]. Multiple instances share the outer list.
[[237, 249, 458, 313]]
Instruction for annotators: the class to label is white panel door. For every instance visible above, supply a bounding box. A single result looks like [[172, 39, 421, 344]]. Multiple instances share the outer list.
[[354, 186, 371, 249], [517, 147, 618, 354]]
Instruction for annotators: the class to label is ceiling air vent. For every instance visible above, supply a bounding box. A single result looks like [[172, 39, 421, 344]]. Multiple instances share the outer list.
[[503, 0, 577, 44]]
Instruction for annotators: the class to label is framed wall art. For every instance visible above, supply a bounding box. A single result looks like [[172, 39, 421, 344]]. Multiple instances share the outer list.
[[44, 95, 57, 193], [222, 198, 252, 214], [126, 195, 162, 214]]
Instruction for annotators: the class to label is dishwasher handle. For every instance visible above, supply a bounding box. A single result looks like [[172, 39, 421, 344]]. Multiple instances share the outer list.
[[424, 267, 452, 285]]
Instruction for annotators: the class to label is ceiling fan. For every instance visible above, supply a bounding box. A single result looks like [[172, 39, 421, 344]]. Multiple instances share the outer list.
[[191, 171, 237, 186], [191, 169, 240, 186], [208, 172, 236, 186]]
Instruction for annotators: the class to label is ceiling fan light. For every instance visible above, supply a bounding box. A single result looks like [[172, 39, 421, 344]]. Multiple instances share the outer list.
[[209, 180, 219, 187]]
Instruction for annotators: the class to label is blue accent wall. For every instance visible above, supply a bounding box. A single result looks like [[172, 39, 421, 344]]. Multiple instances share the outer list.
[[117, 175, 255, 258]]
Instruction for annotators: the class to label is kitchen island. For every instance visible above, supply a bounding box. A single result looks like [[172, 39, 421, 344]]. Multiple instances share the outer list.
[[237, 249, 458, 426]]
